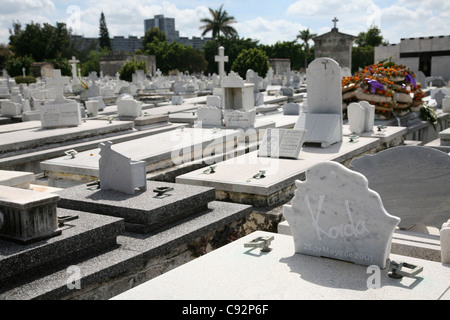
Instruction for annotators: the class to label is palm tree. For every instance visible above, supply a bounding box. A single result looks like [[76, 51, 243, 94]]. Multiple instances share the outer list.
[[199, 4, 238, 44], [296, 28, 317, 68]]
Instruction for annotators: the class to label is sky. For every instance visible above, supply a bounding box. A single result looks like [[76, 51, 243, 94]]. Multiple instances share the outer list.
[[1, 0, 450, 46]]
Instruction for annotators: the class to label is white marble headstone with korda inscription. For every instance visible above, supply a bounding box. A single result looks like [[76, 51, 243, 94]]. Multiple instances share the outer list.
[[283, 161, 400, 268]]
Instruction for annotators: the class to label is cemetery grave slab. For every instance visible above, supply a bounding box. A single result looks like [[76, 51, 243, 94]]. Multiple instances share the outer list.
[[0, 209, 124, 284], [40, 127, 240, 182], [56, 181, 216, 233], [0, 169, 35, 188], [350, 146, 450, 230], [0, 120, 134, 156], [0, 201, 252, 300], [111, 231, 450, 300], [176, 137, 380, 207]]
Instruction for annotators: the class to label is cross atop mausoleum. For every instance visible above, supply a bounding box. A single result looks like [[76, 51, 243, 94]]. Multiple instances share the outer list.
[[333, 17, 339, 29]]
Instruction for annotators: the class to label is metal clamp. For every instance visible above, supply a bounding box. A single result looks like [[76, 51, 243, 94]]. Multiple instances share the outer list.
[[349, 134, 359, 143], [153, 186, 174, 196], [203, 166, 216, 174], [87, 180, 101, 189], [65, 149, 78, 158], [244, 236, 274, 252], [253, 170, 266, 179], [58, 215, 79, 228], [388, 261, 423, 279]]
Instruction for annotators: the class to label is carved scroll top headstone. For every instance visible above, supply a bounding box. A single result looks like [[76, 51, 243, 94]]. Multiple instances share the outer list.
[[283, 161, 400, 268]]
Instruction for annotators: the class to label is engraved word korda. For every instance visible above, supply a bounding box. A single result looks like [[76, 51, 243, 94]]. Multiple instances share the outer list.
[[305, 195, 369, 240]]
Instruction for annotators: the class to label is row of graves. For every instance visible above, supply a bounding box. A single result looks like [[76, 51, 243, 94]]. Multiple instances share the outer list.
[[0, 54, 449, 300]]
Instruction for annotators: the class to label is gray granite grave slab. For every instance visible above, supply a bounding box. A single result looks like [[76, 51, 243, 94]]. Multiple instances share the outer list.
[[350, 146, 450, 230], [56, 181, 216, 233], [0, 201, 252, 300], [0, 209, 124, 282], [40, 127, 239, 181], [176, 137, 380, 207], [111, 231, 450, 300]]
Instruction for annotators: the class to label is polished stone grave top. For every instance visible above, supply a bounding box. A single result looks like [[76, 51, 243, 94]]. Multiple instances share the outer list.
[[112, 231, 450, 300], [56, 181, 216, 233], [350, 146, 450, 230]]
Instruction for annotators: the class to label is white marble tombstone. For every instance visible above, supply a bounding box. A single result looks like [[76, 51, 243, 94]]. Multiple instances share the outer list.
[[359, 101, 375, 132], [441, 220, 450, 264], [117, 96, 143, 118], [1, 100, 22, 117], [41, 69, 82, 128], [85, 100, 99, 117], [206, 96, 222, 109], [294, 58, 343, 148], [98, 141, 147, 195], [283, 103, 301, 116], [283, 161, 400, 268], [258, 128, 307, 159], [443, 96, 450, 113], [197, 106, 223, 127], [172, 96, 184, 105], [348, 103, 366, 134]]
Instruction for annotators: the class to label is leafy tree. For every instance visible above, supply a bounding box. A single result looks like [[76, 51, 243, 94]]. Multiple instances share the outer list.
[[296, 29, 317, 68], [260, 41, 306, 71], [178, 46, 208, 74], [145, 38, 208, 75], [352, 26, 387, 73], [203, 37, 259, 75], [81, 48, 109, 76], [199, 4, 238, 43], [99, 12, 111, 51], [142, 27, 167, 48], [5, 55, 34, 77], [9, 21, 72, 61], [0, 43, 12, 71], [119, 58, 147, 82], [231, 48, 269, 79], [355, 26, 385, 47]]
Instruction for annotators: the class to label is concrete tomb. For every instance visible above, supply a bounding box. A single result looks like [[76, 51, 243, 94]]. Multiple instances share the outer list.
[[0, 185, 61, 244]]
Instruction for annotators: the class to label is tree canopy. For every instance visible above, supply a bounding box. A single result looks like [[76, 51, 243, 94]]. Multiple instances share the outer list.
[[99, 12, 111, 51], [199, 5, 238, 41], [231, 48, 270, 79], [9, 21, 72, 61]]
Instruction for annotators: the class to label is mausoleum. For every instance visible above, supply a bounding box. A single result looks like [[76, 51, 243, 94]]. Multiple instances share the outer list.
[[313, 17, 356, 71]]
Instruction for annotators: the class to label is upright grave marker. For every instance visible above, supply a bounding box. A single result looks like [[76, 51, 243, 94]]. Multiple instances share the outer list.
[[41, 69, 82, 128], [258, 129, 307, 159], [294, 58, 343, 148], [284, 161, 400, 268]]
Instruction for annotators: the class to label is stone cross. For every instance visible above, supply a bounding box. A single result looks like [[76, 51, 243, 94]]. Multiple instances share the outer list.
[[215, 46, 229, 84], [69, 56, 80, 80], [46, 69, 70, 103], [333, 17, 339, 29]]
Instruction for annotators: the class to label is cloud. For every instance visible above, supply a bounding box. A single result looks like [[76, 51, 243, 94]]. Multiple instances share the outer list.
[[237, 17, 307, 45]]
